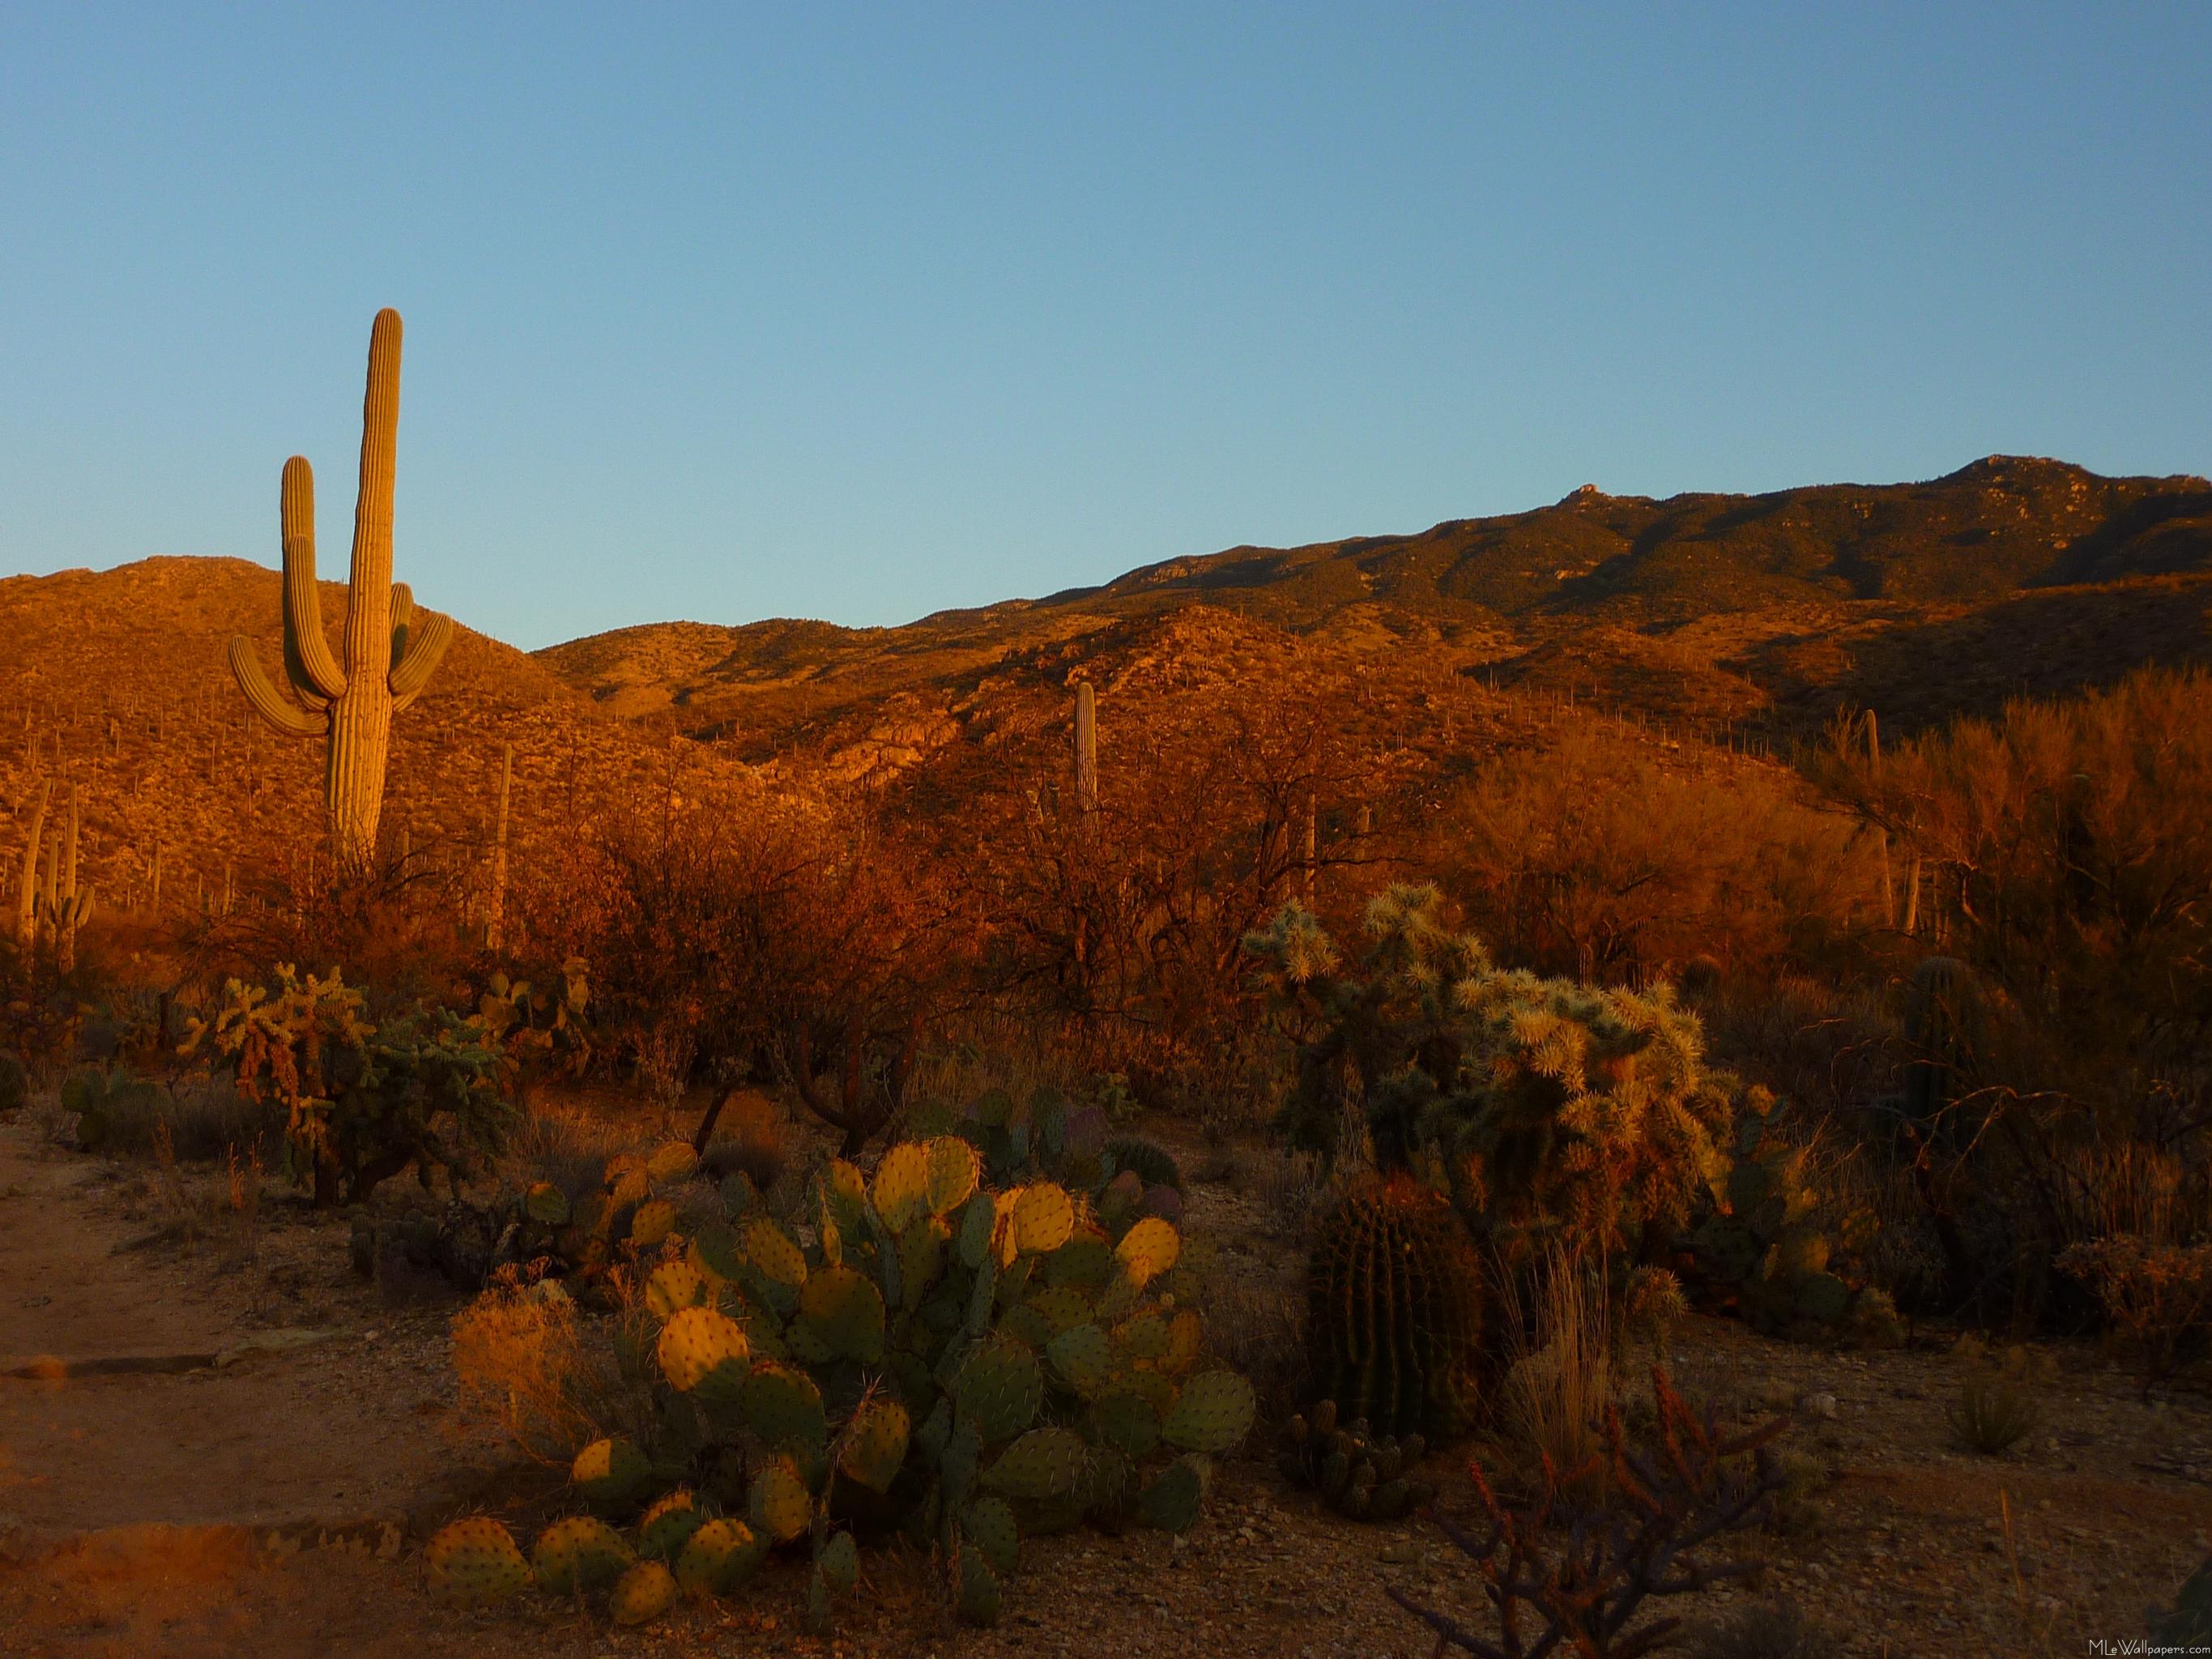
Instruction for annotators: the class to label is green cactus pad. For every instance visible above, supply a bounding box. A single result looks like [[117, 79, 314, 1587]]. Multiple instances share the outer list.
[[534, 1514, 637, 1594], [957, 1547, 1002, 1626], [998, 1302, 1057, 1350], [940, 1415, 984, 1509], [1081, 1442, 1139, 1530], [609, 1559, 677, 1626], [797, 1263, 888, 1364], [1162, 1371, 1255, 1453], [1011, 1182, 1076, 1254], [688, 1222, 743, 1286], [837, 1395, 911, 1492], [898, 1216, 948, 1299], [1114, 1217, 1180, 1286], [637, 1489, 707, 1561], [871, 1141, 931, 1233], [644, 1259, 713, 1321], [957, 1190, 999, 1270], [748, 1457, 813, 1543], [1025, 1284, 1093, 1333], [1045, 1322, 1116, 1401], [981, 1427, 1089, 1500], [953, 1334, 1044, 1444], [646, 1141, 700, 1183], [816, 1530, 859, 1594], [1769, 1225, 1831, 1277], [424, 1516, 531, 1607], [923, 1136, 982, 1216], [673, 1516, 769, 1597], [522, 1181, 571, 1226], [961, 1495, 1020, 1575], [720, 1170, 760, 1219], [629, 1197, 680, 1249], [607, 1166, 652, 1213], [571, 1436, 654, 1512], [739, 1359, 830, 1451], [654, 1306, 751, 1404], [1043, 1226, 1115, 1290], [741, 1217, 809, 1311], [1794, 1269, 1852, 1324], [1136, 1454, 1211, 1533], [1093, 1388, 1162, 1458], [823, 1158, 872, 1239], [1115, 1311, 1170, 1359]]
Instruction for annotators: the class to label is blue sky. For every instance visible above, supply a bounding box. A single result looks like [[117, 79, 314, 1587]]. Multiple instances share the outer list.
[[2, 4, 2206, 650]]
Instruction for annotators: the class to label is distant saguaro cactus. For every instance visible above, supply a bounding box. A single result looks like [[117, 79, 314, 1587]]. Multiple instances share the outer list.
[[1073, 680, 1097, 812], [14, 779, 50, 950], [487, 741, 512, 951], [228, 309, 454, 870]]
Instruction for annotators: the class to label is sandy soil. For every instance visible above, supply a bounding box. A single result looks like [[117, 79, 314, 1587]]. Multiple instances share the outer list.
[[4, 1106, 2211, 1658]]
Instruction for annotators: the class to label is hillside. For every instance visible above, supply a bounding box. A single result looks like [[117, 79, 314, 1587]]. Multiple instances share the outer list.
[[534, 454, 2212, 773], [0, 557, 757, 929], [5, 457, 2208, 921]]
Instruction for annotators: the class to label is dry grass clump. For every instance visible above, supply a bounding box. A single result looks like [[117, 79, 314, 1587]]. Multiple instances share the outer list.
[[1498, 1246, 1615, 1486], [697, 1089, 790, 1196], [449, 1280, 655, 1464]]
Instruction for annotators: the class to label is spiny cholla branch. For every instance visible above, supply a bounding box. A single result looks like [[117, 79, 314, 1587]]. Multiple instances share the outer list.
[[1389, 1368, 1790, 1659]]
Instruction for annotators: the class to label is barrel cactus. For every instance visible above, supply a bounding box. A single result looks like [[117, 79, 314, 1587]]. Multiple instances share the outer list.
[[1308, 1175, 1485, 1440]]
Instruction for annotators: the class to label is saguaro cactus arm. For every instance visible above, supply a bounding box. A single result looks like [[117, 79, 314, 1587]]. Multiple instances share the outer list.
[[279, 455, 347, 703], [390, 608, 454, 709], [228, 638, 330, 736]]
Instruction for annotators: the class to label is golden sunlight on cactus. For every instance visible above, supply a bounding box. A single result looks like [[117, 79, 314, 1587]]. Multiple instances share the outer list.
[[228, 309, 453, 869]]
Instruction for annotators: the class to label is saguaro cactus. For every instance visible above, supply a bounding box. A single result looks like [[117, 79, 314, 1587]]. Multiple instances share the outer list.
[[14, 779, 50, 950], [487, 741, 512, 951], [228, 309, 453, 870], [1073, 680, 1097, 812]]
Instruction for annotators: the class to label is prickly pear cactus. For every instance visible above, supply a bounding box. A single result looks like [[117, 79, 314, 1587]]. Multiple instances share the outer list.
[[424, 1516, 531, 1606], [441, 1132, 1249, 1634], [533, 1515, 636, 1595], [1692, 1089, 1892, 1344], [1308, 1175, 1484, 1439], [608, 1559, 677, 1626]]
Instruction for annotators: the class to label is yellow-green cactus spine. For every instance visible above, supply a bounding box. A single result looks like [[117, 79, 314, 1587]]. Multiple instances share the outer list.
[[228, 309, 453, 871]]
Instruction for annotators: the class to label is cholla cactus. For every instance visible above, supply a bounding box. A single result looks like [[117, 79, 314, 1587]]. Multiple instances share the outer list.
[[228, 309, 453, 870]]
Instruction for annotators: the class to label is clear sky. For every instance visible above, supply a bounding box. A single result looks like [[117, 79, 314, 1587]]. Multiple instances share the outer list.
[[3, 5, 2206, 650]]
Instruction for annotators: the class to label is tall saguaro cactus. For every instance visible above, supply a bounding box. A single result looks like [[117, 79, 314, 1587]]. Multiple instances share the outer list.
[[228, 309, 454, 871], [1073, 680, 1097, 812], [14, 779, 50, 950]]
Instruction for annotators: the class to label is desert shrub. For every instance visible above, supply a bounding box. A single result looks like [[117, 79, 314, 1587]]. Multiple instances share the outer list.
[[2057, 1234, 2212, 1393], [66, 1069, 275, 1162], [1813, 670, 2212, 1317], [184, 966, 514, 1204], [1430, 725, 1876, 986], [0, 1051, 25, 1115], [547, 789, 965, 1155], [1391, 1369, 1790, 1658]]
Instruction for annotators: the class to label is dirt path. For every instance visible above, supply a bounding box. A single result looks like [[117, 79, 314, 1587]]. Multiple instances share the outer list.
[[0, 1114, 458, 1539]]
